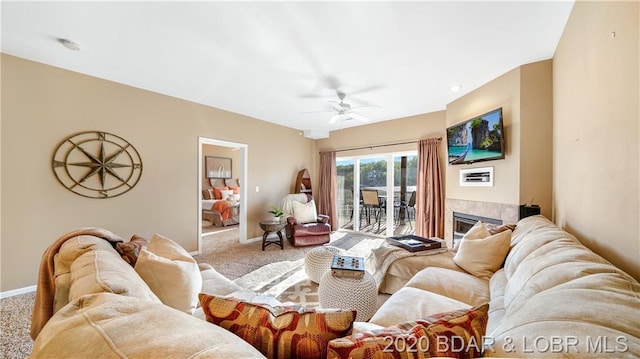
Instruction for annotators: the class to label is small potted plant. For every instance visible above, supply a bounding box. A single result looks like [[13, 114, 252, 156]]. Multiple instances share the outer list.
[[268, 206, 284, 223]]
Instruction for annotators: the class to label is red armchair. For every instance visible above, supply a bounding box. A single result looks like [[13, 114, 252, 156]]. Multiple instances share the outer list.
[[281, 194, 331, 247]]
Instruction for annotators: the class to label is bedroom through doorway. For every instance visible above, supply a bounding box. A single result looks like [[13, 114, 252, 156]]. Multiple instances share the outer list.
[[197, 137, 248, 253]]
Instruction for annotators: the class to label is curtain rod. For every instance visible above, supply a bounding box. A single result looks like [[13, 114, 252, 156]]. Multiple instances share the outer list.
[[332, 138, 441, 153]]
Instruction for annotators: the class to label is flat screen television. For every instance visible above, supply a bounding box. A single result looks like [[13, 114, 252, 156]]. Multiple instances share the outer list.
[[447, 108, 505, 165]]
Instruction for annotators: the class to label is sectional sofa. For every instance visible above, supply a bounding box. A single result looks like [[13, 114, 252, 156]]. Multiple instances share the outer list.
[[28, 216, 639, 358]]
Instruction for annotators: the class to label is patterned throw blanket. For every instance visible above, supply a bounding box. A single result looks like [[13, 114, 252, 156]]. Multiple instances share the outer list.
[[30, 228, 124, 339], [212, 200, 234, 221], [368, 239, 449, 287]]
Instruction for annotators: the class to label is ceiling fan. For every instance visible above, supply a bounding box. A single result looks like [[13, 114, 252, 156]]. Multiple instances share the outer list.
[[303, 91, 379, 124]]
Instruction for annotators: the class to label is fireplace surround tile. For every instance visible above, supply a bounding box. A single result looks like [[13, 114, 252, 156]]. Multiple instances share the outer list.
[[444, 198, 519, 246]]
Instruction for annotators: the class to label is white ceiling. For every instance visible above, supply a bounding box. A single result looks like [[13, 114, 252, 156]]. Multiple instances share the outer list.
[[1, 1, 574, 139]]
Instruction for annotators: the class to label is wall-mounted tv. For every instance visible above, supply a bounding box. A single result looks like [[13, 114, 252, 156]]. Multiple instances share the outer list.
[[447, 108, 505, 165]]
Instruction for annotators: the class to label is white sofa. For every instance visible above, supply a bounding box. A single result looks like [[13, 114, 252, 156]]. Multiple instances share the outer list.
[[29, 233, 267, 358], [29, 216, 640, 358], [360, 215, 640, 357]]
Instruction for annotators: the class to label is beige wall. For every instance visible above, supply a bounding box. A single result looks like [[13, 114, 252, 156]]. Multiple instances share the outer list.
[[2, 1, 638, 291], [553, 0, 639, 280], [445, 61, 553, 219], [519, 61, 554, 218], [1, 54, 315, 291], [445, 67, 521, 207], [316, 111, 446, 157]]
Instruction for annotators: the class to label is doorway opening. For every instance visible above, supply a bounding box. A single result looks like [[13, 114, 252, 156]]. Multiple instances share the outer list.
[[197, 137, 248, 253]]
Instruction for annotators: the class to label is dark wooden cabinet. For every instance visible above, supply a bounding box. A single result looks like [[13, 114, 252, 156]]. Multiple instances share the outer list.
[[295, 169, 312, 196]]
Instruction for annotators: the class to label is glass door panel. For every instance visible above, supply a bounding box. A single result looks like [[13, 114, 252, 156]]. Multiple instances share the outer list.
[[336, 159, 355, 230], [392, 154, 417, 235], [359, 157, 388, 234], [337, 151, 417, 236]]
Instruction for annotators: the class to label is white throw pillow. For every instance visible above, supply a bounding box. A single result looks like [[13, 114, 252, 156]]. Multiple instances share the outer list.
[[220, 189, 234, 201], [453, 229, 512, 278], [292, 199, 318, 224], [135, 234, 202, 314], [452, 221, 491, 252]]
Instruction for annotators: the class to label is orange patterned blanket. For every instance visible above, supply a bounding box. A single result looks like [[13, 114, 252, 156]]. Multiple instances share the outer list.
[[212, 200, 233, 221]]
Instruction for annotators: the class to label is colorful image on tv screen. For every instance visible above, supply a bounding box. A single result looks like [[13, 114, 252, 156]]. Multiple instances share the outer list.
[[447, 109, 504, 165]]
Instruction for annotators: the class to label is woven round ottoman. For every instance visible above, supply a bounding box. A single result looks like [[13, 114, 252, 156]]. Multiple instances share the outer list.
[[304, 246, 344, 284], [318, 271, 378, 321]]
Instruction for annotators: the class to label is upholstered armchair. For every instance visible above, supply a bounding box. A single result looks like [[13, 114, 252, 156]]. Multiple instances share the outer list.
[[281, 194, 331, 247]]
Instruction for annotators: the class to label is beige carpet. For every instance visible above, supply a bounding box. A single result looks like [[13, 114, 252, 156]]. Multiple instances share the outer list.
[[1, 291, 35, 359], [0, 228, 386, 359], [225, 231, 389, 309]]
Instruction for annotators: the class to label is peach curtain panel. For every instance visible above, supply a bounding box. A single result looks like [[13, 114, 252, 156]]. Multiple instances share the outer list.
[[416, 138, 444, 238], [318, 151, 338, 231]]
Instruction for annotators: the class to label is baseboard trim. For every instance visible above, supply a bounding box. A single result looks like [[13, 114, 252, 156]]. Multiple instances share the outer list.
[[1, 285, 37, 299]]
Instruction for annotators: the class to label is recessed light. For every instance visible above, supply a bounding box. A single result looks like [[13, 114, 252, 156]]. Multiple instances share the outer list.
[[450, 84, 462, 92], [58, 38, 81, 51]]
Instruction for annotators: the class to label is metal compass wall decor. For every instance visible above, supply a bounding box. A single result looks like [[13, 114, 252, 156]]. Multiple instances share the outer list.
[[52, 131, 143, 199]]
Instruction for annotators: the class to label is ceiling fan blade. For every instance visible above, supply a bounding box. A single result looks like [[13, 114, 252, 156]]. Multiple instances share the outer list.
[[350, 105, 380, 111], [349, 84, 384, 96], [349, 113, 371, 122], [301, 109, 334, 114], [328, 113, 350, 124]]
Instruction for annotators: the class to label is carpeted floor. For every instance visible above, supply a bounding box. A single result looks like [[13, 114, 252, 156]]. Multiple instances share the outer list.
[[1, 291, 36, 359], [0, 228, 386, 358]]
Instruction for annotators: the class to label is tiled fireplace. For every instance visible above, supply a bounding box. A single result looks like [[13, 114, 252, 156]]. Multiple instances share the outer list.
[[444, 198, 519, 247], [452, 212, 503, 246]]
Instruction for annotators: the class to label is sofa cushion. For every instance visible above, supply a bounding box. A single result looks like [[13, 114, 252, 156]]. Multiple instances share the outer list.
[[405, 267, 490, 306], [68, 248, 160, 305], [484, 215, 640, 357], [30, 293, 265, 358], [452, 220, 491, 252], [199, 263, 243, 296], [53, 235, 124, 314], [293, 222, 330, 236], [135, 233, 202, 314], [199, 293, 355, 359], [327, 303, 489, 359], [453, 229, 511, 278], [486, 268, 507, 335], [115, 234, 149, 266], [485, 274, 640, 357], [379, 251, 464, 294], [368, 287, 471, 328], [56, 235, 121, 277], [502, 217, 635, 314]]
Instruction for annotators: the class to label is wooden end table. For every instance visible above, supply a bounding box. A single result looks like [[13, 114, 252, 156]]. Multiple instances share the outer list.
[[259, 220, 286, 251]]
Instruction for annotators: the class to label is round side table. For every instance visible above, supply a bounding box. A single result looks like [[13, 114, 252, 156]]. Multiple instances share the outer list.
[[259, 221, 286, 251], [318, 271, 378, 321], [304, 246, 344, 284]]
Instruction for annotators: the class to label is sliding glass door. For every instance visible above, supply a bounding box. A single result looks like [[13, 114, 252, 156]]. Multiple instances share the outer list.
[[336, 159, 355, 229], [337, 151, 417, 237], [359, 157, 388, 234]]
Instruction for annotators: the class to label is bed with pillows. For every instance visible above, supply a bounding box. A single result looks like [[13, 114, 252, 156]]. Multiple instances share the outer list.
[[202, 184, 240, 227]]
